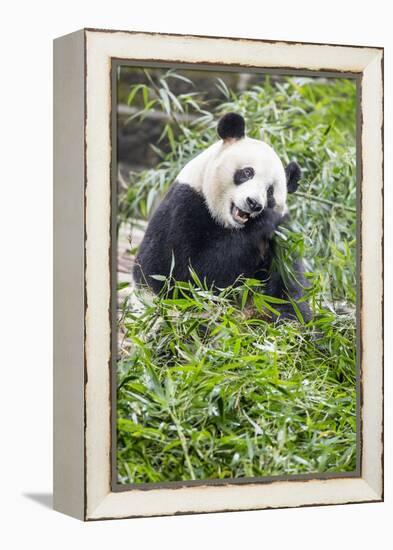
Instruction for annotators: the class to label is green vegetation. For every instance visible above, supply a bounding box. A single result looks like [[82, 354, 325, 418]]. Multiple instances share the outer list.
[[117, 69, 357, 484]]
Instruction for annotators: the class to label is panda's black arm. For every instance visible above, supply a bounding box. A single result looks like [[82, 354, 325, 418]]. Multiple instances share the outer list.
[[134, 219, 261, 291], [177, 206, 284, 288], [189, 231, 262, 288], [143, 183, 265, 288], [263, 213, 312, 322], [264, 258, 312, 322]]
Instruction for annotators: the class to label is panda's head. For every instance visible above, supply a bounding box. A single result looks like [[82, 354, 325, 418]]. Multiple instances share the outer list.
[[200, 113, 301, 229]]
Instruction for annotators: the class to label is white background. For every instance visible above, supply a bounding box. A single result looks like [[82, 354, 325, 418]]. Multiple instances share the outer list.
[[1, 1, 391, 548]]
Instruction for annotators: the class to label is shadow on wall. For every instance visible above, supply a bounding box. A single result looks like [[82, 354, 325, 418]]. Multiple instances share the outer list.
[[23, 493, 53, 509]]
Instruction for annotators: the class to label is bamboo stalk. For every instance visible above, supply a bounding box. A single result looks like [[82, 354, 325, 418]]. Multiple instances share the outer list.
[[294, 191, 357, 213]]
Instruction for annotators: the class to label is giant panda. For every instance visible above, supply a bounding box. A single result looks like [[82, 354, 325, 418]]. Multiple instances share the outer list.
[[133, 112, 311, 321]]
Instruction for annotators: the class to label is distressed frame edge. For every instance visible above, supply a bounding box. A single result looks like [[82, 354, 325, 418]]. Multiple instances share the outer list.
[[358, 48, 384, 500], [83, 26, 385, 52], [79, 29, 383, 521], [87, 479, 381, 521]]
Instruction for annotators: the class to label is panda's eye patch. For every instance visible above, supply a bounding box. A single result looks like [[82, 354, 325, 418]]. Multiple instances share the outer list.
[[234, 166, 255, 185]]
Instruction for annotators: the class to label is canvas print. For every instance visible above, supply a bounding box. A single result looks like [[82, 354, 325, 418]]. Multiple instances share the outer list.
[[114, 65, 358, 486]]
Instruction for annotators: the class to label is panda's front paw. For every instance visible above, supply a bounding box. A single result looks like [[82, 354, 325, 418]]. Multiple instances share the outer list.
[[247, 209, 282, 241]]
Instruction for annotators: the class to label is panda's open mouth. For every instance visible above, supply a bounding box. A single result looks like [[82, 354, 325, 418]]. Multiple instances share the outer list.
[[231, 203, 250, 225]]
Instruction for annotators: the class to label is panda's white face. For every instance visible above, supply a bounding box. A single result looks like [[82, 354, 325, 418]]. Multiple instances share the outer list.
[[177, 136, 288, 229], [205, 137, 287, 228]]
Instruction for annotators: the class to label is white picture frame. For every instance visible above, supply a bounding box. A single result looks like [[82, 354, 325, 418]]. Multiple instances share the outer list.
[[53, 28, 384, 521]]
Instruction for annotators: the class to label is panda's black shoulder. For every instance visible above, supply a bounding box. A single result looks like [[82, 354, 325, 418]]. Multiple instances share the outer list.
[[166, 181, 206, 211], [155, 181, 218, 236]]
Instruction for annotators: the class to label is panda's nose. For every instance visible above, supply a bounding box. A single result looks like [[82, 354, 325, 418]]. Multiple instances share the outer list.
[[246, 197, 263, 213]]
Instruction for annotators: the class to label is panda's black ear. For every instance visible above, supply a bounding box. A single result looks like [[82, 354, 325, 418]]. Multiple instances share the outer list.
[[217, 113, 245, 140], [285, 161, 301, 193]]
